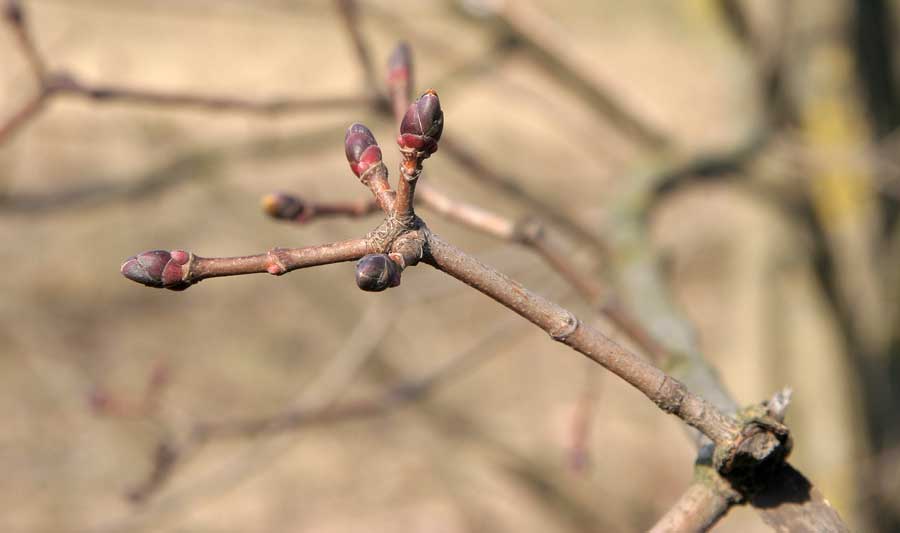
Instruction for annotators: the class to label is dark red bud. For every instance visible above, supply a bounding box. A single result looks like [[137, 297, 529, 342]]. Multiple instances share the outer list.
[[387, 42, 413, 88], [398, 90, 443, 157], [345, 123, 382, 177], [3, 1, 23, 25], [261, 192, 306, 221], [355, 254, 401, 292], [121, 250, 191, 290]]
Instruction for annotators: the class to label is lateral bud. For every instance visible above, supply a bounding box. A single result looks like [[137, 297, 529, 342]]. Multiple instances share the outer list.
[[121, 250, 192, 291], [345, 123, 383, 179], [387, 42, 413, 100], [261, 192, 307, 221], [355, 253, 401, 292]]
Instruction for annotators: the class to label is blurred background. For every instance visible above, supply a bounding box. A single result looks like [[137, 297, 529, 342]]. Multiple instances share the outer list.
[[1, 0, 898, 531]]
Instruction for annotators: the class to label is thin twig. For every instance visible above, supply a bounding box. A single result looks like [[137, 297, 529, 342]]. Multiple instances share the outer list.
[[110, 298, 396, 519], [120, 239, 370, 290], [3, 0, 45, 80], [0, 2, 372, 148], [450, 0, 671, 151], [334, 0, 382, 101], [262, 192, 379, 224], [195, 305, 522, 441], [0, 88, 50, 145], [49, 72, 373, 114]]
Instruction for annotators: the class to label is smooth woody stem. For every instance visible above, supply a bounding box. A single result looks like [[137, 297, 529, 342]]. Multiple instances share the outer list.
[[425, 235, 740, 446], [359, 163, 396, 213], [394, 158, 420, 220], [414, 184, 667, 362], [121, 238, 370, 290]]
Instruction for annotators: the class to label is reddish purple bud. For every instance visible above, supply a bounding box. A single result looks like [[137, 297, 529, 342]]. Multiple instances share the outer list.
[[398, 90, 443, 157], [345, 123, 383, 178], [261, 192, 307, 221], [355, 254, 401, 292], [121, 250, 191, 290], [3, 1, 23, 25], [387, 42, 413, 93]]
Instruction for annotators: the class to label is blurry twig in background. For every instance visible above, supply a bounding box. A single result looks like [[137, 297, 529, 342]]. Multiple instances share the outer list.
[[89, 357, 172, 420], [122, 298, 394, 507], [0, 122, 347, 213], [0, 0, 372, 146], [449, 0, 672, 152]]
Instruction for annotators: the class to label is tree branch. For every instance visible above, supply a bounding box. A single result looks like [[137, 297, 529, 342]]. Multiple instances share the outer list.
[[450, 0, 671, 151], [47, 72, 372, 114], [120, 239, 370, 291], [649, 467, 737, 533], [425, 234, 742, 446]]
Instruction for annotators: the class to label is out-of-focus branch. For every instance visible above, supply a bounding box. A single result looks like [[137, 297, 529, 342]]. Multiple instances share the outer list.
[[3, 0, 44, 80], [127, 300, 523, 505], [450, 0, 671, 151], [48, 72, 374, 114], [0, 89, 49, 145], [195, 310, 516, 441], [715, 0, 757, 54], [0, 121, 354, 214], [334, 0, 382, 102], [610, 142, 851, 531], [367, 352, 630, 533], [262, 192, 379, 224], [0, 1, 371, 146], [714, 0, 795, 128]]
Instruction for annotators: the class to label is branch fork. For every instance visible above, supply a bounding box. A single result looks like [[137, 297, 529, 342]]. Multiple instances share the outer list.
[[119, 83, 793, 468], [121, 91, 444, 294], [116, 33, 838, 527]]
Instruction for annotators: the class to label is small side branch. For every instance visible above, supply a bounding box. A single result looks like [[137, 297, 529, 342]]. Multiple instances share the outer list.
[[262, 192, 379, 224], [453, 0, 671, 151], [0, 88, 49, 144], [334, 0, 381, 99], [121, 238, 370, 290], [4, 0, 45, 79]]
